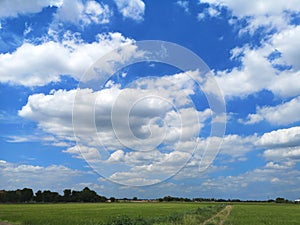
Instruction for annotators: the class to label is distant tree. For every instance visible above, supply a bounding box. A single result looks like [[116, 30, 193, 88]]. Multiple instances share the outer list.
[[6, 191, 18, 202], [63, 189, 72, 202], [163, 196, 173, 202], [275, 197, 288, 203], [20, 188, 33, 202], [133, 197, 138, 201], [109, 197, 116, 202], [71, 190, 81, 202], [1, 187, 107, 203], [35, 190, 43, 202], [81, 187, 99, 202]]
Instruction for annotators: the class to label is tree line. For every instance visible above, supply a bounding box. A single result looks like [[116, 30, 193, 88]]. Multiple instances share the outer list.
[[0, 187, 107, 203], [0, 188, 296, 203]]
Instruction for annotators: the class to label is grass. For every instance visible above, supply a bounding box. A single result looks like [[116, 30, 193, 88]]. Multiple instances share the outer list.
[[0, 202, 222, 225], [1, 202, 299, 225], [224, 203, 300, 225]]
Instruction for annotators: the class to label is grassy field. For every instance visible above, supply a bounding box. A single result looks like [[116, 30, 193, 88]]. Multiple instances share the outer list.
[[225, 203, 300, 225], [0, 202, 299, 225], [0, 202, 222, 225]]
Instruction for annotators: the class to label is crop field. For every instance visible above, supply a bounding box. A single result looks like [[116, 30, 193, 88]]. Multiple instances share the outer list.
[[224, 203, 300, 225], [0, 202, 223, 225], [0, 202, 299, 225]]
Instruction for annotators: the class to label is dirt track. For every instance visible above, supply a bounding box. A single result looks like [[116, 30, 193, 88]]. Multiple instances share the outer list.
[[0, 222, 13, 225], [202, 205, 232, 225]]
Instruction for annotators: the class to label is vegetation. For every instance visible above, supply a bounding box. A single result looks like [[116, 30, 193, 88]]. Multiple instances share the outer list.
[[1, 188, 300, 224], [224, 203, 300, 225], [1, 201, 300, 225], [0, 187, 107, 203], [0, 202, 222, 225]]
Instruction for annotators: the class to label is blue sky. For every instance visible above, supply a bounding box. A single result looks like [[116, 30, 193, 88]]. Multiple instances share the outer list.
[[1, 0, 300, 200]]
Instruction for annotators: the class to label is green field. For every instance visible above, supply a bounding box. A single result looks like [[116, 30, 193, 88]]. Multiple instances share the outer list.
[[0, 202, 222, 225], [225, 203, 300, 225], [0, 202, 299, 225]]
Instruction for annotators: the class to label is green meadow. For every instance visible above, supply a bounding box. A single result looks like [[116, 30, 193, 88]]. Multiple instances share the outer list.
[[224, 203, 300, 225], [0, 202, 299, 225]]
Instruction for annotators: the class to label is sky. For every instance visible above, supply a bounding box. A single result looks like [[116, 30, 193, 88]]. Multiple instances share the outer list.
[[0, 0, 300, 200]]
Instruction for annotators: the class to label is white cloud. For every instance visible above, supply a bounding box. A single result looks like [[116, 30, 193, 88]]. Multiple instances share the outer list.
[[197, 166, 300, 199], [107, 150, 125, 163], [257, 126, 300, 148], [197, 6, 220, 21], [210, 26, 300, 99], [198, 2, 300, 108], [0, 160, 84, 191], [0, 0, 63, 18], [113, 0, 145, 21], [212, 46, 276, 98], [176, 1, 189, 13], [271, 26, 300, 70], [264, 147, 300, 162], [107, 150, 192, 185], [0, 32, 134, 86], [217, 134, 258, 158], [0, 0, 111, 27], [19, 89, 78, 137], [244, 96, 300, 125], [18, 70, 215, 186], [63, 145, 101, 162], [54, 0, 112, 26], [199, 0, 300, 33]]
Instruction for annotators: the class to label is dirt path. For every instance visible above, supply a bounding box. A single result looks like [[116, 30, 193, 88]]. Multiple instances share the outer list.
[[202, 205, 232, 225], [0, 222, 13, 225]]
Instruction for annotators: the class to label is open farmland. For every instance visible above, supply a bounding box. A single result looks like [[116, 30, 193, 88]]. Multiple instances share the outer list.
[[0, 202, 223, 225], [225, 203, 300, 225], [0, 202, 299, 225]]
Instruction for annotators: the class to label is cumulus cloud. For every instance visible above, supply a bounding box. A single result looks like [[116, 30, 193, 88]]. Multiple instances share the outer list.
[[113, 0, 145, 21], [212, 46, 276, 98], [107, 150, 192, 185], [244, 96, 300, 125], [54, 0, 112, 26], [63, 145, 101, 162], [210, 26, 300, 99], [19, 70, 215, 186], [253, 127, 300, 174], [0, 32, 134, 86], [0, 0, 62, 18], [216, 134, 258, 158], [199, 0, 300, 33], [197, 165, 300, 199], [0, 160, 84, 191], [199, 2, 300, 101], [271, 26, 300, 70], [257, 126, 300, 148], [264, 148, 300, 162], [0, 0, 112, 27]]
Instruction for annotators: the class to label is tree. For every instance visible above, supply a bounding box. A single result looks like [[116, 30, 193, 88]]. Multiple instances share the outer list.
[[81, 187, 99, 202], [20, 188, 33, 202], [63, 189, 72, 202], [109, 197, 116, 202], [275, 197, 288, 203]]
